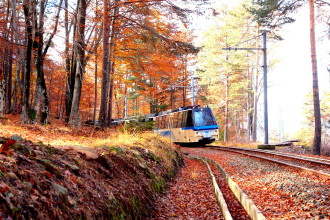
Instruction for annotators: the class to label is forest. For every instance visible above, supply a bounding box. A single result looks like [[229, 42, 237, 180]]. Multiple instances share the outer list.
[[0, 0, 329, 154]]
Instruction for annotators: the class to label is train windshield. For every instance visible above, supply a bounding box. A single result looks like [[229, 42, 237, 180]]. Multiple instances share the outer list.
[[193, 108, 217, 127]]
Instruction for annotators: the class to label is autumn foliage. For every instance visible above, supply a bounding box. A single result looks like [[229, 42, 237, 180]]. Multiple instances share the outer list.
[[0, 0, 204, 127]]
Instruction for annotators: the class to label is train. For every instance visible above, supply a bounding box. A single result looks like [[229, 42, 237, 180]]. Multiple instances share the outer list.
[[155, 106, 219, 146]]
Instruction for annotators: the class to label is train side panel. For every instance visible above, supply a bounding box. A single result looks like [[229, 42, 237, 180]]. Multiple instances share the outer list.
[[155, 106, 219, 146]]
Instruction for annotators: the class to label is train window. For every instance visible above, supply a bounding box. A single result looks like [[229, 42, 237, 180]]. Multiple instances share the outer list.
[[158, 116, 161, 129], [169, 115, 173, 128], [182, 111, 187, 127], [186, 110, 194, 127], [164, 115, 168, 128], [177, 112, 183, 128], [161, 116, 166, 129], [172, 112, 178, 128], [193, 108, 217, 127], [156, 117, 159, 128]]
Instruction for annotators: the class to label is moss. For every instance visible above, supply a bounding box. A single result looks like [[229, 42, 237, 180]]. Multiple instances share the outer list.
[[302, 145, 310, 150], [257, 144, 276, 150], [107, 196, 127, 220], [129, 196, 142, 216], [150, 176, 166, 193], [147, 151, 159, 162], [27, 108, 37, 121]]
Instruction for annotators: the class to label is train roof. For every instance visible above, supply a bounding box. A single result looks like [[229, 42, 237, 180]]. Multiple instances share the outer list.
[[156, 105, 210, 116]]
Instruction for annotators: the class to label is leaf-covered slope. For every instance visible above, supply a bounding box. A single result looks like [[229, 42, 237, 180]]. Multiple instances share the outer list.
[[0, 134, 182, 219]]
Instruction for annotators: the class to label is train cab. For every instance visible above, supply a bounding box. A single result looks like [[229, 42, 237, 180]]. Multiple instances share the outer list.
[[155, 106, 219, 146]]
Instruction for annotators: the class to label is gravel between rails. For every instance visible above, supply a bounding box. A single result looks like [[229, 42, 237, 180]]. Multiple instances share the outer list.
[[148, 157, 224, 219], [218, 147, 330, 174], [182, 147, 330, 219]]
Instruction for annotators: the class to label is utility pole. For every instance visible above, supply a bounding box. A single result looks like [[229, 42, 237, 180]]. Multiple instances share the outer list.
[[262, 32, 268, 144], [222, 31, 269, 144], [170, 76, 200, 107]]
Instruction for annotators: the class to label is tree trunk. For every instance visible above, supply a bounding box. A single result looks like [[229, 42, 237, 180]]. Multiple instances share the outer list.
[[107, 0, 119, 125], [0, 70, 4, 117], [252, 26, 260, 142], [99, 0, 111, 128], [64, 0, 73, 121], [4, 49, 13, 114], [224, 73, 229, 142], [12, 0, 24, 114], [108, 72, 114, 125], [69, 0, 86, 127], [247, 69, 253, 142], [21, 0, 33, 123], [94, 52, 98, 126], [309, 0, 322, 155]]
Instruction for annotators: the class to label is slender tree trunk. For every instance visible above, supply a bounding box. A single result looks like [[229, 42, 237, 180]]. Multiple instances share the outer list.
[[252, 67, 259, 142], [0, 70, 4, 117], [4, 49, 13, 114], [108, 73, 114, 124], [94, 53, 98, 126], [252, 26, 260, 142], [224, 73, 229, 142], [69, 0, 86, 127], [13, 51, 24, 114], [99, 0, 111, 128], [247, 69, 253, 141], [21, 0, 33, 123], [309, 0, 321, 155], [64, 0, 73, 121], [12, 0, 24, 114], [107, 0, 119, 125], [32, 0, 49, 124]]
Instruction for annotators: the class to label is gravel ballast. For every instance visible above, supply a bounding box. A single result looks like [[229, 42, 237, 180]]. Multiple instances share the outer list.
[[182, 147, 330, 219]]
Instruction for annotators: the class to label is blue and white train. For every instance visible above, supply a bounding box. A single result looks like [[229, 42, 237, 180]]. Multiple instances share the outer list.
[[155, 106, 219, 146]]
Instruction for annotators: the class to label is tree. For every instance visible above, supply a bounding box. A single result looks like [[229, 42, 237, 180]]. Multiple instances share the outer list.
[[248, 0, 324, 154], [68, 0, 87, 127], [32, 0, 63, 124], [197, 2, 261, 142], [308, 0, 321, 155], [1, 0, 211, 127], [21, 0, 34, 123], [99, 0, 120, 128]]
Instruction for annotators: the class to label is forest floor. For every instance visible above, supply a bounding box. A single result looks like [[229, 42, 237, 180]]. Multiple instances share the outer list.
[[1, 114, 329, 219], [0, 114, 183, 219]]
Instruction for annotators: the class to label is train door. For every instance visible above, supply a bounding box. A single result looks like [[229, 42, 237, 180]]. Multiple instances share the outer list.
[[177, 111, 183, 142], [182, 111, 189, 142]]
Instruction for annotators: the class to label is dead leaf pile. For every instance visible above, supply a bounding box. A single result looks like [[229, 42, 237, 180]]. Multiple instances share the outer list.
[[148, 158, 224, 219]]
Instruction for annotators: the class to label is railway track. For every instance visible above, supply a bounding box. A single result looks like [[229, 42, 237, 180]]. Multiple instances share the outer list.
[[207, 146, 330, 179], [186, 155, 265, 220], [181, 146, 330, 219], [149, 155, 265, 219]]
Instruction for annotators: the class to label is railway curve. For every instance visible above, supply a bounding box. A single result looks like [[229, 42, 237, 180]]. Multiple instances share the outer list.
[[181, 146, 330, 219], [208, 146, 330, 179]]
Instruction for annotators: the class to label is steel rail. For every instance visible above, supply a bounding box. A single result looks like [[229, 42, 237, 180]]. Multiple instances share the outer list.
[[188, 155, 266, 220], [207, 146, 330, 180], [211, 146, 330, 166]]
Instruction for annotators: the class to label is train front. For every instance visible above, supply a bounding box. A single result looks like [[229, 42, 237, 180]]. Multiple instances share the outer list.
[[192, 107, 219, 145]]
